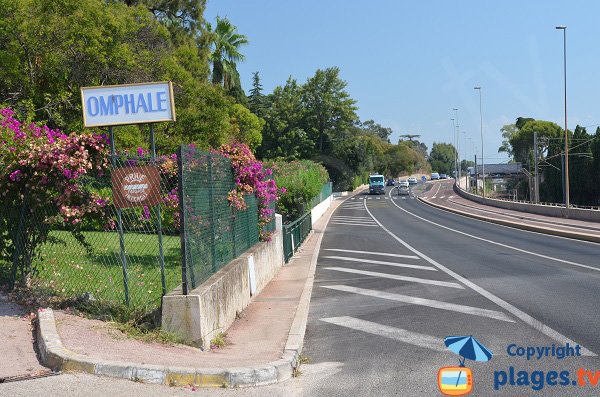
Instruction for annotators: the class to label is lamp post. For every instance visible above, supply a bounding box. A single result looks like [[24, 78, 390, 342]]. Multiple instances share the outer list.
[[453, 108, 459, 180], [556, 25, 569, 208], [474, 87, 484, 197]]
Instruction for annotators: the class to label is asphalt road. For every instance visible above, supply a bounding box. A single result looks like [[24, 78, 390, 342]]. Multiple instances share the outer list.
[[5, 184, 600, 396], [300, 184, 600, 396]]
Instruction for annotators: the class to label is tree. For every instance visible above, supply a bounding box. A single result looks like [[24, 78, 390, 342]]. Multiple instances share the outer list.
[[498, 123, 517, 157], [361, 120, 392, 143], [228, 103, 264, 149], [205, 16, 248, 91], [257, 78, 313, 160], [301, 67, 359, 154], [248, 71, 267, 117], [428, 143, 457, 175]]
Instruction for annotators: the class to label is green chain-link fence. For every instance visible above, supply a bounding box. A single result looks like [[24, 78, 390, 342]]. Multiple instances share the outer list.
[[1, 155, 181, 310], [178, 146, 260, 292]]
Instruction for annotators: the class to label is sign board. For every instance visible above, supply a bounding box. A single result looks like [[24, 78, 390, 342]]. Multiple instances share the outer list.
[[421, 176, 427, 182], [111, 166, 162, 208], [81, 82, 175, 127]]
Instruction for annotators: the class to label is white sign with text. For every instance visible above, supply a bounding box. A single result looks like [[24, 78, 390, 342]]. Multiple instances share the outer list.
[[81, 82, 175, 127]]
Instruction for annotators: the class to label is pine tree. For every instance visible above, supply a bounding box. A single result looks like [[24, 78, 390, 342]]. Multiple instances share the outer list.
[[247, 71, 266, 117]]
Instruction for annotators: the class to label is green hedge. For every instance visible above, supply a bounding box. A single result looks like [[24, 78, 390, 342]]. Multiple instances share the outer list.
[[266, 160, 329, 223]]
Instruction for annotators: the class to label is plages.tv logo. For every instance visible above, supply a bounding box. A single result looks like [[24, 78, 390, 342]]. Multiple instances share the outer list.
[[438, 335, 493, 396]]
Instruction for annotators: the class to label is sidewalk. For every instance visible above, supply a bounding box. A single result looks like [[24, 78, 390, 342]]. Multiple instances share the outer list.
[[34, 192, 350, 387], [419, 181, 600, 243]]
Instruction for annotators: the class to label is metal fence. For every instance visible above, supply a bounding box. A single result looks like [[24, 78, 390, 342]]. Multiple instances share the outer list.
[[283, 211, 312, 263], [178, 146, 260, 293], [283, 182, 332, 263], [1, 155, 181, 310], [311, 182, 333, 209]]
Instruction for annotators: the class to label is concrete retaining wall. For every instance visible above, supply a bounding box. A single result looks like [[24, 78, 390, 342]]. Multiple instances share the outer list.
[[311, 195, 332, 226], [454, 185, 600, 222], [161, 218, 285, 350]]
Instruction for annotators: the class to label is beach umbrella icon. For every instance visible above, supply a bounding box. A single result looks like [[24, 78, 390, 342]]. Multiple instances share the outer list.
[[444, 335, 493, 367]]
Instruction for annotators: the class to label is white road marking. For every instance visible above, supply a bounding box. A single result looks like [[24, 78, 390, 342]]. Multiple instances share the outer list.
[[320, 316, 445, 351], [376, 197, 381, 200], [370, 193, 596, 356], [331, 222, 378, 227], [385, 197, 389, 200], [332, 215, 373, 219], [402, 197, 406, 200], [440, 196, 446, 199], [323, 249, 420, 259], [331, 218, 377, 224], [322, 285, 514, 323], [324, 267, 464, 289], [431, 196, 437, 199], [322, 256, 437, 271]]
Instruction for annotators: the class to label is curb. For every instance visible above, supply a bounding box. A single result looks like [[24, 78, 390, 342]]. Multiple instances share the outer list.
[[417, 196, 600, 244], [35, 191, 352, 388], [36, 308, 295, 387]]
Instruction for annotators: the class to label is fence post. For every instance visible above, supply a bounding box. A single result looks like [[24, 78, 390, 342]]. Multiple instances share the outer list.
[[207, 154, 218, 273], [177, 145, 188, 295], [9, 200, 28, 289], [109, 127, 130, 306]]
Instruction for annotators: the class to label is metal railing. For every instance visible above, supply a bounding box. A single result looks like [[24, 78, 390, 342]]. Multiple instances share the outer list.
[[282, 211, 312, 263]]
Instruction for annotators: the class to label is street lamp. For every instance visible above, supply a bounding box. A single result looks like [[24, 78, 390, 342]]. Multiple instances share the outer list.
[[556, 25, 569, 208], [474, 87, 484, 197], [453, 108, 459, 180]]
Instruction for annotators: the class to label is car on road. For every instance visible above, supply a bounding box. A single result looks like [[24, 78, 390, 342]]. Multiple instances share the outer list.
[[431, 172, 440, 180], [440, 173, 448, 179], [386, 179, 396, 186], [397, 185, 410, 195], [398, 179, 409, 188], [408, 176, 417, 185]]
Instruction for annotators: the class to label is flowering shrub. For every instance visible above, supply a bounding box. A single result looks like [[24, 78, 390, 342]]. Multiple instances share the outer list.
[[0, 108, 110, 284], [216, 143, 281, 241]]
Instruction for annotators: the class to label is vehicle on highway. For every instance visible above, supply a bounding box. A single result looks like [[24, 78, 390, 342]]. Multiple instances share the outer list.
[[386, 179, 396, 186], [440, 173, 448, 179], [431, 172, 440, 180], [398, 179, 409, 188], [408, 176, 417, 185], [368, 174, 385, 195], [397, 185, 410, 195]]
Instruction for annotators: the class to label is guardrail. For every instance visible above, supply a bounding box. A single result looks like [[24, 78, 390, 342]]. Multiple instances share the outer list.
[[454, 185, 600, 222], [282, 211, 312, 263]]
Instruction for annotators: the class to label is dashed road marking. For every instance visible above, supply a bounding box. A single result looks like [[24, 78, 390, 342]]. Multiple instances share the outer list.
[[324, 267, 464, 289], [322, 256, 437, 271]]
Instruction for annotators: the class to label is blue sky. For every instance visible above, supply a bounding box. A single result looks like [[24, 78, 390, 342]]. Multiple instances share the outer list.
[[205, 1, 600, 164]]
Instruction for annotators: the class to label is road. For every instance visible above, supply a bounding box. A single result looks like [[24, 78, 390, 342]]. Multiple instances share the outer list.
[[4, 182, 600, 396]]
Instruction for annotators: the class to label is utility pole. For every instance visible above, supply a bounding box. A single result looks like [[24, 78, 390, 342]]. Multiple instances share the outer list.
[[533, 131, 540, 203]]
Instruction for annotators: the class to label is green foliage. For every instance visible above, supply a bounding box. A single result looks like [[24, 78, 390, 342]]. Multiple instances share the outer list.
[[301, 67, 359, 154], [228, 104, 264, 149], [428, 142, 457, 175], [266, 160, 329, 222], [361, 120, 392, 143], [258, 78, 314, 160]]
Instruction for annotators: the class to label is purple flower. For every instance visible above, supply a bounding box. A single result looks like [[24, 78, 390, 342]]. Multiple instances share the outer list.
[[9, 169, 21, 182], [141, 206, 151, 220], [136, 147, 145, 157]]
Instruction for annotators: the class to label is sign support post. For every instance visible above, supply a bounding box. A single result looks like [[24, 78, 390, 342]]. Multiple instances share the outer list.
[[110, 126, 130, 306], [150, 123, 167, 295]]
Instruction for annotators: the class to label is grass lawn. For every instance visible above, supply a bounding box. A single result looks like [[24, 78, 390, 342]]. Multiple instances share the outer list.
[[30, 230, 181, 309]]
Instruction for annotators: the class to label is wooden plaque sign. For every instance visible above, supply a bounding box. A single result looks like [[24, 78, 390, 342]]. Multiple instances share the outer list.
[[111, 166, 162, 208]]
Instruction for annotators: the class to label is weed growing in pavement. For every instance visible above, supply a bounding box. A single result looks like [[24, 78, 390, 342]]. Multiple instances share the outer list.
[[210, 333, 228, 349]]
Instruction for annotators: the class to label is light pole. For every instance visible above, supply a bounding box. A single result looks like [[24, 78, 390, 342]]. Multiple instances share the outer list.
[[453, 108, 459, 179], [556, 25, 569, 208], [474, 87, 484, 197]]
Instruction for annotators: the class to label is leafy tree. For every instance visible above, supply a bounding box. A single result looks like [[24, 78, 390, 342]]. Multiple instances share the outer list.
[[510, 119, 562, 164], [428, 142, 456, 175], [569, 125, 593, 205], [301, 67, 359, 154], [384, 142, 426, 177], [257, 78, 314, 160], [402, 139, 428, 159], [498, 123, 517, 157], [228, 104, 264, 149], [205, 16, 248, 91], [361, 120, 392, 143]]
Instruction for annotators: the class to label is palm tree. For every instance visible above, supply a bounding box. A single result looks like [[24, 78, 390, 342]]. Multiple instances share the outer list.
[[205, 16, 248, 90]]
